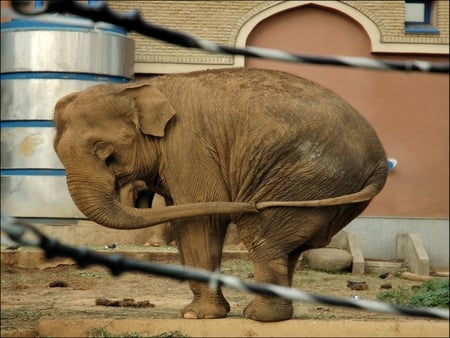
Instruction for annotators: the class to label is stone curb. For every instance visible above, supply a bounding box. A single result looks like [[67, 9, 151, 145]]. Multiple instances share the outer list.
[[0, 247, 249, 269]]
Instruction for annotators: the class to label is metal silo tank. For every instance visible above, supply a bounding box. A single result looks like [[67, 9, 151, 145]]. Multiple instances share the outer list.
[[1, 17, 135, 221]]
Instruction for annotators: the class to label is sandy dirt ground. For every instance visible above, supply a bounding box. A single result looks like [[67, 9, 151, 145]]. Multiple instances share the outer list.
[[1, 246, 448, 337]]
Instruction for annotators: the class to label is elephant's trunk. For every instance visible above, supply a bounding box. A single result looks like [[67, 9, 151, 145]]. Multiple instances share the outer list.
[[66, 175, 257, 230]]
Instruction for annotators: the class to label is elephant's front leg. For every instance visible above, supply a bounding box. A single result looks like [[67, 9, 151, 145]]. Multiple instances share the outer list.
[[172, 216, 230, 319]]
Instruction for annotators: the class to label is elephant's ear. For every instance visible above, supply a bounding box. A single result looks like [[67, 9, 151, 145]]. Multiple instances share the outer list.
[[121, 84, 176, 137]]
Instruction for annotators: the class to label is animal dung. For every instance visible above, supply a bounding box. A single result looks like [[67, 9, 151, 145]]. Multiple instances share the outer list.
[[105, 243, 117, 249], [6, 245, 20, 250], [48, 280, 68, 288], [316, 306, 330, 311], [347, 280, 368, 290], [378, 272, 389, 279], [380, 283, 392, 289], [95, 297, 154, 308]]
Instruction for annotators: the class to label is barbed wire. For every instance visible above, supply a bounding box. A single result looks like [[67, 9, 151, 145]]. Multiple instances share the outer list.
[[5, 0, 449, 322], [11, 0, 449, 74], [1, 213, 448, 320]]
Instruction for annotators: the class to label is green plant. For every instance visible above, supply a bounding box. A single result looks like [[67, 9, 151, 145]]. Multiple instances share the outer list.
[[87, 328, 189, 338], [377, 286, 412, 306], [152, 331, 189, 338], [409, 278, 449, 308], [88, 328, 112, 338], [88, 328, 142, 338], [377, 278, 449, 308]]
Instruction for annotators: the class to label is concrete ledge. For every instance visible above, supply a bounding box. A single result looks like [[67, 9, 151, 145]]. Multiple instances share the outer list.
[[0, 247, 249, 269], [24, 221, 166, 246], [346, 233, 365, 275], [5, 217, 448, 269], [34, 318, 450, 338], [396, 233, 430, 276], [0, 329, 37, 338]]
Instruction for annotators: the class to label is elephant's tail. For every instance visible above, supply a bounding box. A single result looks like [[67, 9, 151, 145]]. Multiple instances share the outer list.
[[255, 160, 388, 210], [255, 184, 377, 209]]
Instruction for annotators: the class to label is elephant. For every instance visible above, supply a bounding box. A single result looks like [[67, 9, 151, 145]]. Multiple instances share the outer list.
[[119, 180, 151, 208], [119, 181, 173, 246], [53, 68, 388, 321]]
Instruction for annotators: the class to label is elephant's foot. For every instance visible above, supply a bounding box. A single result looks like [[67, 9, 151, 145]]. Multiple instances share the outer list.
[[181, 298, 230, 319], [144, 235, 167, 247], [144, 224, 173, 247], [243, 296, 293, 322]]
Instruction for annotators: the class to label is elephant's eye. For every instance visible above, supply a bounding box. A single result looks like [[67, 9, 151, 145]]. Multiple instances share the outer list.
[[94, 142, 114, 162], [104, 154, 116, 167]]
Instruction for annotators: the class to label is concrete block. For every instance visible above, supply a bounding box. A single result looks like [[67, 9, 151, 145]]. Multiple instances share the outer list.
[[327, 230, 349, 249], [396, 233, 430, 276], [345, 217, 448, 270], [302, 248, 352, 272], [346, 233, 365, 275], [31, 221, 166, 246]]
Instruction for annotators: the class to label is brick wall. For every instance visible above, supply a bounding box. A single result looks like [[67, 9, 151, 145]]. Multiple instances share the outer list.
[[435, 0, 450, 42], [108, 1, 268, 65], [345, 0, 449, 44], [107, 0, 449, 69]]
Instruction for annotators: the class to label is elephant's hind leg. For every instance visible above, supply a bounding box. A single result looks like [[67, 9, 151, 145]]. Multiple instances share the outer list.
[[172, 217, 230, 319], [244, 258, 294, 321], [243, 248, 307, 321], [239, 208, 335, 321]]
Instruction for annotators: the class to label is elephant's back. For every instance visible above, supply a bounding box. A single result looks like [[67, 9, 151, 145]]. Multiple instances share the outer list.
[[154, 68, 367, 129], [154, 67, 327, 102]]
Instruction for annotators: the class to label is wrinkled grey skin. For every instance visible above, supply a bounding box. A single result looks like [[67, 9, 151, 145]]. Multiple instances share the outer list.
[[54, 68, 387, 321]]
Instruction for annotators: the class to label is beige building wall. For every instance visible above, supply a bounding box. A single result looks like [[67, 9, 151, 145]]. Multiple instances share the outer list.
[[108, 0, 449, 73]]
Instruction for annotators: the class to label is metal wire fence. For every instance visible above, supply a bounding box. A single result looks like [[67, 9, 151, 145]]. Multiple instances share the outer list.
[[1, 214, 449, 320], [3, 0, 449, 322]]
